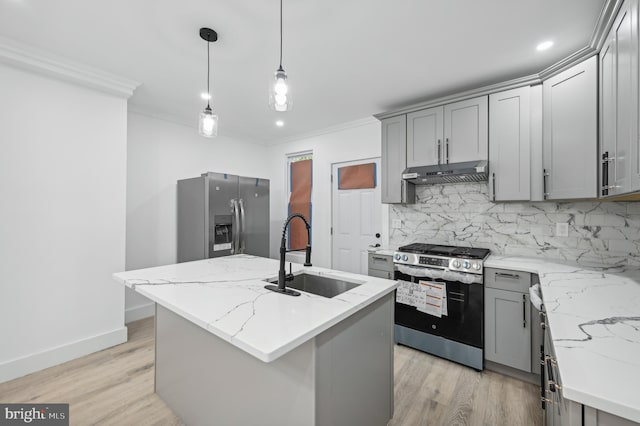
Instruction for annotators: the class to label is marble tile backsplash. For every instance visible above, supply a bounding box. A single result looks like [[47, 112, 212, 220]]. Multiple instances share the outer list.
[[389, 183, 640, 268]]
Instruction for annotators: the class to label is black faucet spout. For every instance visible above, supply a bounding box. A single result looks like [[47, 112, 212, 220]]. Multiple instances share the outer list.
[[265, 213, 312, 297]]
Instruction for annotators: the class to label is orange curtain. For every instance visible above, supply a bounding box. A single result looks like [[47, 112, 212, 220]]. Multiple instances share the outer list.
[[289, 159, 312, 250], [338, 163, 376, 189]]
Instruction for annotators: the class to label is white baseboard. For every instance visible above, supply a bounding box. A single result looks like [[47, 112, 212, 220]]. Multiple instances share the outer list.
[[125, 302, 155, 323], [0, 326, 128, 383]]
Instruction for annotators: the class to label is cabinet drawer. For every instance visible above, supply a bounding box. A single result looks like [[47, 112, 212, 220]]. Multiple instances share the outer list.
[[485, 268, 531, 292], [368, 268, 393, 280], [368, 253, 394, 272]]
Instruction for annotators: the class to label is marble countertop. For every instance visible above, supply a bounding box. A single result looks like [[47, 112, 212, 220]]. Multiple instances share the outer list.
[[113, 255, 398, 363], [486, 256, 640, 423]]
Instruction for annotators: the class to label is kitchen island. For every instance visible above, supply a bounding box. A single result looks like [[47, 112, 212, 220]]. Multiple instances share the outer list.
[[113, 254, 398, 426]]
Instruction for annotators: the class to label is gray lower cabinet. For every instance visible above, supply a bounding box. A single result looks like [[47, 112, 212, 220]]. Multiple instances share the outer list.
[[484, 267, 532, 372], [542, 56, 598, 200], [381, 116, 407, 204], [485, 287, 531, 371], [368, 252, 394, 279]]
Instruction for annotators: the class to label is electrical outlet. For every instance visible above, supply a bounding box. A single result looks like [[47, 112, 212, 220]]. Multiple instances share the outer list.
[[556, 222, 569, 237], [392, 219, 402, 228]]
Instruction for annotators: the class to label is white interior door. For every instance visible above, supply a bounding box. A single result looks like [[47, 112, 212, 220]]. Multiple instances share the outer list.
[[331, 158, 382, 274]]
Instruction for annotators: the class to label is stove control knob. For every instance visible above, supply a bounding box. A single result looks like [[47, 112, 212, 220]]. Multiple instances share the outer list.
[[472, 262, 481, 270], [463, 260, 470, 269], [452, 259, 461, 268], [395, 254, 401, 261], [402, 255, 408, 262]]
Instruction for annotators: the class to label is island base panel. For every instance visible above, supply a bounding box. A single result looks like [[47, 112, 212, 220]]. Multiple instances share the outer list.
[[155, 304, 314, 426], [155, 293, 394, 425], [315, 294, 394, 426]]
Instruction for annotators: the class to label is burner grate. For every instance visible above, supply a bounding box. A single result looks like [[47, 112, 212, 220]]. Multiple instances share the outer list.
[[398, 243, 490, 260]]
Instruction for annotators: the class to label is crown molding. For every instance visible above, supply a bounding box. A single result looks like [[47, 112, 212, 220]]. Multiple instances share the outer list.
[[537, 46, 597, 80], [374, 74, 540, 120], [589, 0, 624, 50], [0, 36, 139, 98]]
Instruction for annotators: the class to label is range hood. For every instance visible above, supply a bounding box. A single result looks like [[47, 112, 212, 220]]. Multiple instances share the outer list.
[[402, 160, 488, 185]]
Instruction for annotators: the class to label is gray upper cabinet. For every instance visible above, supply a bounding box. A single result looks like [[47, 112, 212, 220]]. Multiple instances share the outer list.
[[444, 96, 489, 163], [543, 56, 598, 200], [489, 87, 531, 201], [381, 115, 407, 203], [406, 96, 488, 167], [601, 0, 638, 197], [406, 106, 444, 167]]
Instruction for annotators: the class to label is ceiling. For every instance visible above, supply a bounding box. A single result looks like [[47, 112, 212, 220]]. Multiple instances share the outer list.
[[0, 0, 606, 144]]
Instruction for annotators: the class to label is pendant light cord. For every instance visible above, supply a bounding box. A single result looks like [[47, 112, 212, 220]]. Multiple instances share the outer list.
[[207, 40, 211, 108], [279, 0, 283, 69]]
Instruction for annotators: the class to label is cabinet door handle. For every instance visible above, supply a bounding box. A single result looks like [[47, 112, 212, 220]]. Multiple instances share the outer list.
[[545, 356, 555, 392], [445, 138, 450, 164], [540, 342, 546, 409], [372, 256, 388, 262], [543, 169, 549, 200], [437, 139, 441, 165], [495, 272, 520, 279], [522, 294, 526, 328], [602, 151, 609, 196], [492, 173, 496, 201]]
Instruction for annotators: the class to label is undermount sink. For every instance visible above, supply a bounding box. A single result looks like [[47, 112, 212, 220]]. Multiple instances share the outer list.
[[266, 272, 363, 298]]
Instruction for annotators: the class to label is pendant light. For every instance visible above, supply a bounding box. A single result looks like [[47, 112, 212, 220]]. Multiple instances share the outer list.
[[199, 27, 219, 138], [269, 0, 292, 111]]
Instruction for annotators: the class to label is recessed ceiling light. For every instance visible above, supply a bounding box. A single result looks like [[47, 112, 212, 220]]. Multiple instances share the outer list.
[[276, 120, 284, 127], [200, 92, 211, 100], [536, 41, 554, 51]]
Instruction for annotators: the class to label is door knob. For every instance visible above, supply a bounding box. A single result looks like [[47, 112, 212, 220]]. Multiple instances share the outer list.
[[375, 233, 381, 238]]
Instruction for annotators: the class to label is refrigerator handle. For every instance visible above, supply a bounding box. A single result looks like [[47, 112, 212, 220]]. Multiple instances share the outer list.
[[239, 199, 246, 254], [230, 199, 240, 254]]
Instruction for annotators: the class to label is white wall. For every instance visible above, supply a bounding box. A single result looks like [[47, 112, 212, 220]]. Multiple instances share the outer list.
[[267, 119, 386, 269], [125, 112, 271, 320], [0, 63, 128, 382]]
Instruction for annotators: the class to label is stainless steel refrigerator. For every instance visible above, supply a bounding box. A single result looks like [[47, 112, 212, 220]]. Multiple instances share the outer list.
[[177, 172, 269, 263]]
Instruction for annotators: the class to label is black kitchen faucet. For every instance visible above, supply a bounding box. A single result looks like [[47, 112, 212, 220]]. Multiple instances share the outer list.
[[264, 213, 312, 296]]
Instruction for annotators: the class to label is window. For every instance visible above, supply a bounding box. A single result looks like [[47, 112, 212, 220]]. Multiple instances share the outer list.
[[287, 152, 312, 250]]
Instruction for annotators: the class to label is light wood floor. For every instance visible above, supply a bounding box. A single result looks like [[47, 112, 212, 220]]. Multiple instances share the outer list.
[[0, 318, 541, 426]]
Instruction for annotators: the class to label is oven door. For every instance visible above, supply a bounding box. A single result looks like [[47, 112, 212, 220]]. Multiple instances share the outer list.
[[395, 269, 483, 349]]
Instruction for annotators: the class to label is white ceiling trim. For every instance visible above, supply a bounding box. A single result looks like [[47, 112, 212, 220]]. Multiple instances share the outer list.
[[374, 73, 541, 120], [0, 36, 139, 98], [589, 0, 625, 50]]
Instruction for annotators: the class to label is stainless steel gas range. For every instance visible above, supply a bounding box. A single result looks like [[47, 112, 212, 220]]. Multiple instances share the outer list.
[[393, 243, 491, 370]]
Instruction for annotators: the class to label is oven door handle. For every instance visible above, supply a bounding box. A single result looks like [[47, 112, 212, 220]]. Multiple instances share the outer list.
[[395, 264, 483, 284]]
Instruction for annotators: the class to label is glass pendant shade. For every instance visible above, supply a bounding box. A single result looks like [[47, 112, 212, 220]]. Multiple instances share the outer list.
[[199, 106, 218, 138], [269, 68, 292, 112]]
